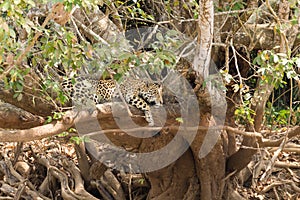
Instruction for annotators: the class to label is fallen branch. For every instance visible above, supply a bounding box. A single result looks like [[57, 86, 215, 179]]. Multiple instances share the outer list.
[[49, 167, 84, 199], [274, 161, 300, 169], [61, 158, 99, 200], [100, 170, 126, 200], [290, 181, 300, 193], [259, 126, 300, 147], [260, 181, 286, 193], [91, 180, 114, 200], [74, 142, 91, 182], [0, 157, 50, 200], [0, 182, 17, 199], [270, 147, 300, 154], [37, 156, 97, 200], [260, 180, 300, 194]]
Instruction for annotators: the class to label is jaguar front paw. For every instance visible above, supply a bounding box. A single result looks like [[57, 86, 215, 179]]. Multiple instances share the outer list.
[[145, 111, 154, 126]]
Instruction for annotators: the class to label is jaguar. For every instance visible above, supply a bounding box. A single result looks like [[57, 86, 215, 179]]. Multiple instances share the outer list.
[[61, 76, 163, 126]]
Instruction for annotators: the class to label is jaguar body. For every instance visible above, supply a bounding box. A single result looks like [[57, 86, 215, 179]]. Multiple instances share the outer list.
[[61, 77, 163, 126]]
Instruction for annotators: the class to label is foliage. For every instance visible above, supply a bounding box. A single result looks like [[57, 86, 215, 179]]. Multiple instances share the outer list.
[[1, 0, 299, 131], [0, 0, 183, 107], [175, 117, 183, 123], [3, 67, 31, 100], [253, 50, 299, 88], [214, 0, 246, 12], [234, 100, 255, 125], [45, 111, 65, 123], [265, 102, 300, 128], [70, 135, 89, 144], [232, 50, 300, 127]]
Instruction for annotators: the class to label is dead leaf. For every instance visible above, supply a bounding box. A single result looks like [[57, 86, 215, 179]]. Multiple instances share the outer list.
[[52, 2, 70, 26], [0, 17, 9, 32], [6, 53, 14, 66]]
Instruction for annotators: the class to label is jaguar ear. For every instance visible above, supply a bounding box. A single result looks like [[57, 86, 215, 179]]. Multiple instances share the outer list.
[[145, 82, 154, 88], [155, 82, 162, 89]]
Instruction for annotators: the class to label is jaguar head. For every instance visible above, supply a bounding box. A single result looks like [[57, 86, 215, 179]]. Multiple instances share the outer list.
[[142, 83, 163, 106]]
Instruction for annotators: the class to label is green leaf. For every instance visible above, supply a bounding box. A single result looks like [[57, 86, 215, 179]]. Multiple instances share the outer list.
[[113, 73, 122, 81], [156, 32, 164, 42], [23, 68, 31, 75], [295, 58, 300, 68], [183, 3, 189, 10], [53, 112, 64, 120], [46, 116, 53, 124], [223, 73, 233, 83], [13, 92, 19, 99], [166, 30, 179, 37], [16, 82, 23, 91], [68, 128, 77, 133], [14, 0, 21, 5], [70, 136, 90, 144], [176, 117, 183, 123], [24, 0, 35, 7], [57, 131, 69, 137], [232, 1, 245, 10], [17, 93, 23, 101], [147, 14, 154, 21], [253, 56, 262, 65], [174, 0, 180, 7], [9, 29, 16, 38], [1, 1, 11, 11]]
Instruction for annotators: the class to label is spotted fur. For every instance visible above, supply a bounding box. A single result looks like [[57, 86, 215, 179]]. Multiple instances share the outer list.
[[61, 77, 163, 126]]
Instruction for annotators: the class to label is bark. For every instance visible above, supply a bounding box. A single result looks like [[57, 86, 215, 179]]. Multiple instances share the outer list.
[[0, 110, 76, 142], [226, 82, 274, 172], [71, 6, 129, 48], [0, 102, 44, 129], [77, 102, 200, 199], [191, 113, 226, 200], [146, 149, 198, 199], [192, 1, 227, 199], [0, 83, 56, 117], [193, 0, 214, 77]]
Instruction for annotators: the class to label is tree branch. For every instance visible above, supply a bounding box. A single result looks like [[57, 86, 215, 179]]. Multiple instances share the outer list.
[[0, 110, 80, 142], [0, 102, 44, 129], [0, 81, 57, 117]]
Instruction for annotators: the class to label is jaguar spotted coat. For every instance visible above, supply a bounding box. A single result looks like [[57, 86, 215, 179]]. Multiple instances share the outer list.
[[61, 77, 163, 126]]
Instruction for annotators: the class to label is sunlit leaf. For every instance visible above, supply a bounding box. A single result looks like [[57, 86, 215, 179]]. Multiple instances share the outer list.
[[176, 117, 183, 123]]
